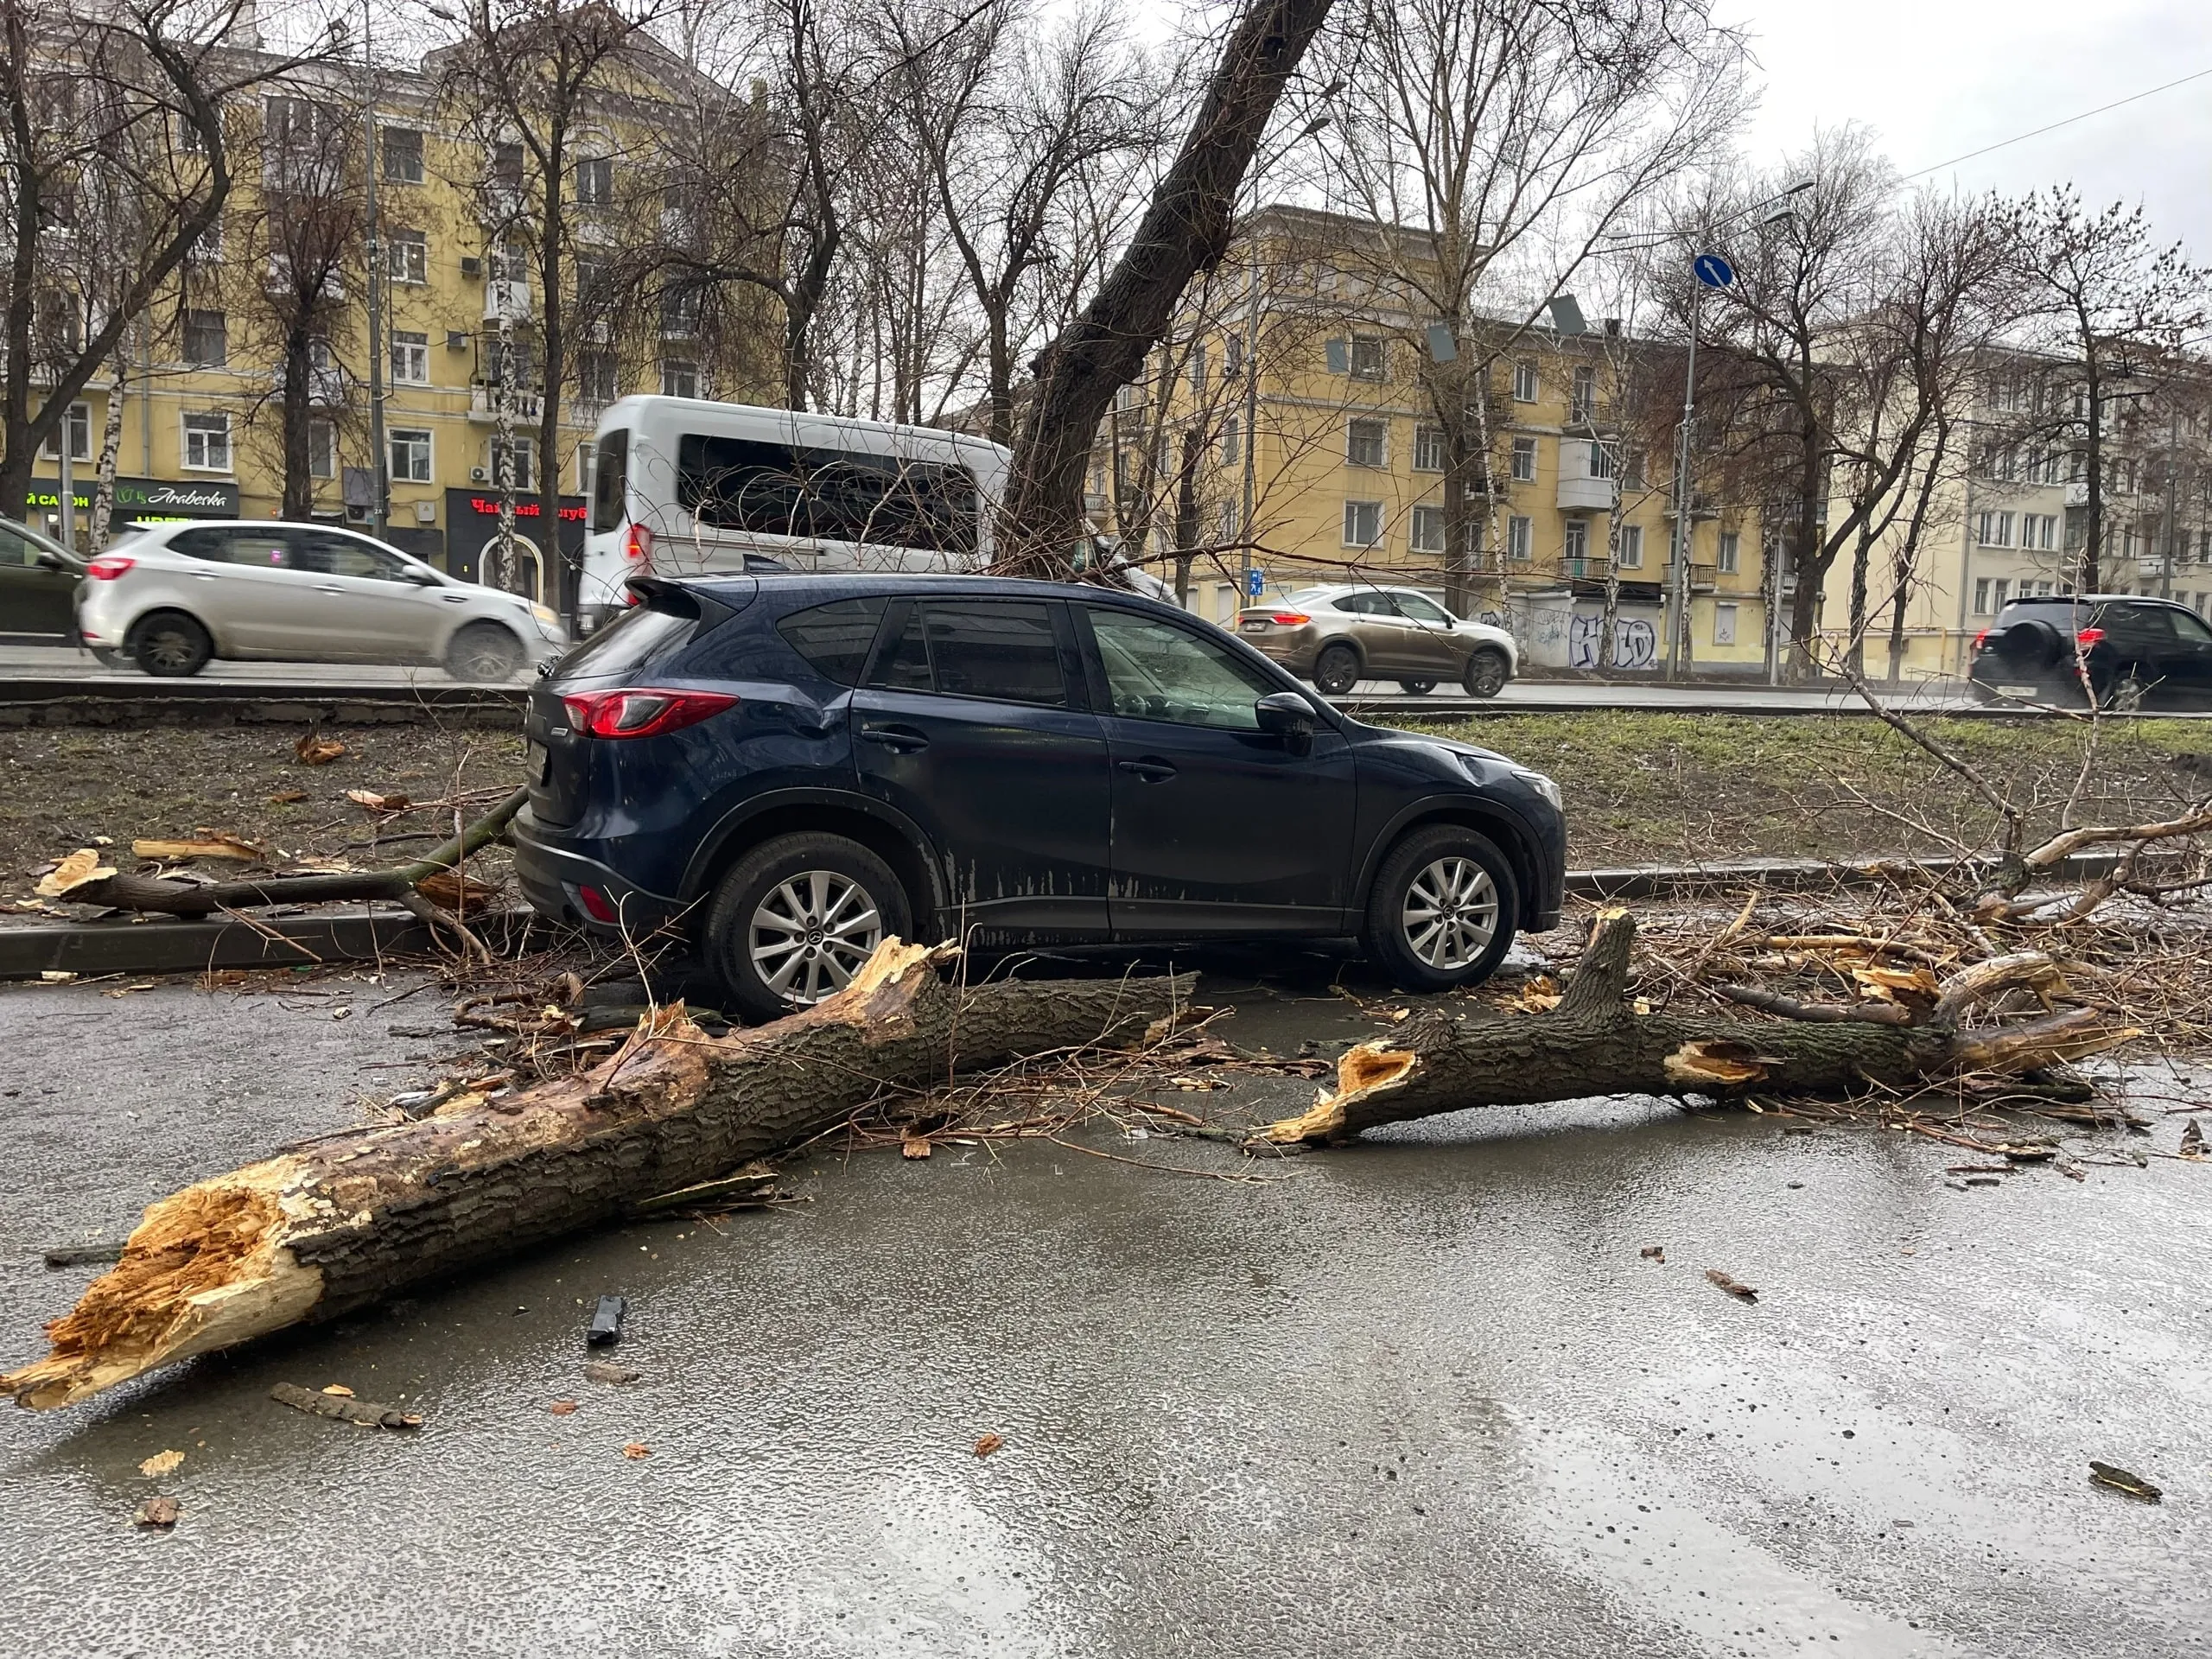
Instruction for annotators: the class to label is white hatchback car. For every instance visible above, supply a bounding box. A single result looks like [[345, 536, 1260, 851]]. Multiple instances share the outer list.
[[76, 521, 568, 680]]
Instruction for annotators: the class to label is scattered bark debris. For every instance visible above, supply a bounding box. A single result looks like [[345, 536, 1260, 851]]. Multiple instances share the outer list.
[[133, 1497, 181, 1529], [296, 734, 347, 766], [2183, 1119, 2207, 1160], [270, 1382, 423, 1429], [621, 1442, 651, 1459], [42, 1241, 125, 1269], [1705, 1269, 1758, 1302], [583, 1361, 640, 1386], [628, 1164, 779, 1216], [547, 1400, 579, 1416], [137, 1449, 184, 1478], [1640, 1245, 1666, 1262], [2088, 1460, 2163, 1501], [974, 1433, 1005, 1459], [900, 1134, 933, 1160]]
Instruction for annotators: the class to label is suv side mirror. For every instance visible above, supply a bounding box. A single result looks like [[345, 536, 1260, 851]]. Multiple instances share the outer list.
[[33, 549, 65, 571], [1255, 690, 1316, 755], [402, 565, 441, 585]]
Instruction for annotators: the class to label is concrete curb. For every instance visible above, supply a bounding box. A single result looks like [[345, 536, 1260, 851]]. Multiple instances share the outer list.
[[0, 849, 2147, 982], [0, 682, 524, 728]]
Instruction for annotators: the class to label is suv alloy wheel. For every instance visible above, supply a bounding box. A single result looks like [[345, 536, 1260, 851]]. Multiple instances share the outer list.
[[703, 830, 914, 1023], [1362, 824, 1519, 992]]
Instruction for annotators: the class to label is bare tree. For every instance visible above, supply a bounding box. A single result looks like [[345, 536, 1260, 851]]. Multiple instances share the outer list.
[[2011, 188, 2209, 592], [0, 0, 339, 523]]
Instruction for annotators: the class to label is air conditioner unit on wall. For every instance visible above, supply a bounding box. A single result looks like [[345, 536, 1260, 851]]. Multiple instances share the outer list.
[[446, 330, 469, 351], [470, 467, 487, 482], [460, 255, 483, 277]]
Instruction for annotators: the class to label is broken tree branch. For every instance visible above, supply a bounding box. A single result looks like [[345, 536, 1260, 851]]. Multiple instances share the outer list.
[[3, 943, 1191, 1410]]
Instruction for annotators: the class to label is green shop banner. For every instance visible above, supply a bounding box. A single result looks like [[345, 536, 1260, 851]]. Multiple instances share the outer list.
[[29, 477, 240, 522]]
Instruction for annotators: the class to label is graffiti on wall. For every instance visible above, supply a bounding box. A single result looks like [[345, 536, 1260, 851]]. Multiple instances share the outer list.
[[1569, 613, 1657, 670]]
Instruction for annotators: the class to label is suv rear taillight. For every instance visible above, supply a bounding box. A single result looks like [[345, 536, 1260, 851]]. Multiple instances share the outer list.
[[86, 555, 136, 581], [561, 688, 737, 740], [1266, 612, 1310, 626], [1971, 628, 1988, 652], [2075, 627, 2107, 650]]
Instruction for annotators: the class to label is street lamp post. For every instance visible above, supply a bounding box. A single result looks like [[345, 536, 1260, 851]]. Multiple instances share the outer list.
[[1664, 278, 1706, 679], [362, 0, 389, 539]]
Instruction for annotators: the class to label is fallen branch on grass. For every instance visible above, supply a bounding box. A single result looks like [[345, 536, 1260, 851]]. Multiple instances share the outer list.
[[3, 942, 1190, 1411], [1246, 914, 2133, 1149], [54, 786, 529, 918]]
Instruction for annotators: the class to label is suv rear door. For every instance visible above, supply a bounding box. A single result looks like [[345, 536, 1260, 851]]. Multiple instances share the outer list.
[[851, 596, 1110, 941]]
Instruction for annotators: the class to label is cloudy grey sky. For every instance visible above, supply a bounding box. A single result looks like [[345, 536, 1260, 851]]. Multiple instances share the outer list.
[[1724, 0, 2212, 253]]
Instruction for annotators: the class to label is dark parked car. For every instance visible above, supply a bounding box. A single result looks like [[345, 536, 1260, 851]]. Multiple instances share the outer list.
[[515, 574, 1567, 1022], [1970, 594, 2212, 709], [0, 519, 85, 639]]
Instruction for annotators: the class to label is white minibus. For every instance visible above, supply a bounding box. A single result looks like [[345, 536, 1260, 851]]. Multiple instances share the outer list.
[[581, 397, 1012, 629]]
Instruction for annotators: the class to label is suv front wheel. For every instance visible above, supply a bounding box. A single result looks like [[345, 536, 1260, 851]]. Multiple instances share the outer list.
[[703, 831, 913, 1024], [1362, 825, 1519, 994]]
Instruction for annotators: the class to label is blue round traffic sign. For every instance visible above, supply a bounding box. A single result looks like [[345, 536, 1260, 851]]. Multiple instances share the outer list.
[[1693, 252, 1735, 289]]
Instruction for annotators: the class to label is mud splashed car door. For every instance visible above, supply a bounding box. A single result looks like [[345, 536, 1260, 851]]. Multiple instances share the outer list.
[[850, 597, 1112, 943]]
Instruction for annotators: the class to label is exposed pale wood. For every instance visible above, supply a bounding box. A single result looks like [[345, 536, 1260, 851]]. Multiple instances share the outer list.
[[3, 943, 1189, 1411], [270, 1382, 423, 1428]]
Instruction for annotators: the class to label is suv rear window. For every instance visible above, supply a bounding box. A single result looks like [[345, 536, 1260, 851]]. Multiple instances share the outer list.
[[776, 596, 887, 684], [554, 597, 696, 680]]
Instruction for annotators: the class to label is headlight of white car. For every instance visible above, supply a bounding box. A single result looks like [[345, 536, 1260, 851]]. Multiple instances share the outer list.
[[1512, 767, 1561, 810], [531, 603, 557, 626]]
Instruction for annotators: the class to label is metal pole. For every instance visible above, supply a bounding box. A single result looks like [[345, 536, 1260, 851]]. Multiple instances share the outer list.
[[1666, 281, 1702, 678], [57, 410, 73, 552], [1238, 254, 1260, 616], [2164, 401, 2178, 601], [362, 0, 388, 539]]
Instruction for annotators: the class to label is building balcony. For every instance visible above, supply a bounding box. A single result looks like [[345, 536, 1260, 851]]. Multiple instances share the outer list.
[[469, 384, 543, 423], [1560, 556, 1611, 582], [1556, 474, 1613, 512], [483, 279, 531, 322]]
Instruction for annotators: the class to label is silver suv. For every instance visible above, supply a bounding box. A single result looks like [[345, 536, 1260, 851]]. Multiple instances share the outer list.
[[1237, 584, 1519, 696], [76, 521, 567, 680]]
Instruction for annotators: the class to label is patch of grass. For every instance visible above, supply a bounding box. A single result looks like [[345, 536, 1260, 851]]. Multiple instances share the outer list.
[[1389, 711, 2212, 867]]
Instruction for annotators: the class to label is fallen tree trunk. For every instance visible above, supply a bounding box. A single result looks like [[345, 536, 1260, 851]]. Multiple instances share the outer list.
[[1254, 914, 2130, 1147], [55, 786, 529, 917], [4, 944, 1189, 1410]]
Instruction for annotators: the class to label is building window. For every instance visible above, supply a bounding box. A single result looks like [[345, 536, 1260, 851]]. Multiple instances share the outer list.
[[490, 240, 529, 283], [1976, 510, 2014, 547], [660, 285, 699, 338], [1343, 499, 1382, 547], [1346, 418, 1387, 467], [1410, 505, 1445, 554], [182, 308, 227, 367], [1570, 365, 1595, 423], [181, 411, 232, 471], [1188, 343, 1207, 394], [1564, 518, 1588, 562], [1510, 436, 1536, 482], [390, 427, 432, 483], [492, 141, 525, 192], [1713, 603, 1738, 646], [391, 330, 429, 385], [1507, 515, 1532, 562], [574, 156, 612, 206], [578, 348, 619, 406], [1224, 332, 1243, 378], [1717, 531, 1739, 574], [1589, 440, 1616, 481], [1512, 361, 1538, 403], [1220, 414, 1240, 467], [308, 419, 335, 480], [1618, 524, 1643, 569], [381, 125, 424, 184], [659, 358, 698, 398], [1413, 424, 1445, 472], [387, 229, 427, 285], [491, 436, 535, 491], [39, 401, 91, 462], [1348, 336, 1385, 380]]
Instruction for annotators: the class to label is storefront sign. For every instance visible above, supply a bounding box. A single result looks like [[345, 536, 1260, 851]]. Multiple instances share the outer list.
[[29, 476, 240, 521], [463, 494, 586, 522]]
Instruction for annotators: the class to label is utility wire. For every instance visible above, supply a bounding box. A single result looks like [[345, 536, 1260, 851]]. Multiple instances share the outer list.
[[1901, 65, 2212, 181]]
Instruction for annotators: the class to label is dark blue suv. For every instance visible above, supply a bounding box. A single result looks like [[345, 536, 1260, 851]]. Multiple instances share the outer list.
[[513, 575, 1567, 1023]]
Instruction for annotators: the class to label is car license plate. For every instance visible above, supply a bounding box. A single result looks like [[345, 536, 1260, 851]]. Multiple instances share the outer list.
[[527, 740, 549, 782], [1240, 620, 1268, 632]]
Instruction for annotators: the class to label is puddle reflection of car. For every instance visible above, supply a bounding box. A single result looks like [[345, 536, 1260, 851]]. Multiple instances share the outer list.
[[1236, 584, 1518, 696], [73, 520, 568, 680]]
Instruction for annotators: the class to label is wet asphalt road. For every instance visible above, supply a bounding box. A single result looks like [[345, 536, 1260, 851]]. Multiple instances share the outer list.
[[2, 969, 2209, 1658]]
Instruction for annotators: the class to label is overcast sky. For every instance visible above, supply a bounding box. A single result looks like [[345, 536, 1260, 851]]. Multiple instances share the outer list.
[[1723, 0, 2212, 254]]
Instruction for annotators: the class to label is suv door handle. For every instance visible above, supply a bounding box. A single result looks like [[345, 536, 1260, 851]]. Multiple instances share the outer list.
[[860, 724, 929, 753], [316, 585, 344, 595], [1116, 758, 1177, 782]]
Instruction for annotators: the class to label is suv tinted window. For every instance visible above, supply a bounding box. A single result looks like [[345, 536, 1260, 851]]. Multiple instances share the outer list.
[[172, 526, 295, 567], [1394, 593, 1452, 625], [1089, 608, 1272, 729], [866, 601, 1066, 707], [295, 531, 409, 582], [556, 599, 696, 679], [1335, 593, 1389, 615], [777, 596, 887, 684]]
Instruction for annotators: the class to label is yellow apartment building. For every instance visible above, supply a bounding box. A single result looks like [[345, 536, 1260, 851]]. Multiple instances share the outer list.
[[1098, 206, 1778, 673]]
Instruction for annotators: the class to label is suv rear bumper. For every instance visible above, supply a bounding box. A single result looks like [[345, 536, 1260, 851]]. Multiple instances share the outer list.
[[512, 806, 683, 933]]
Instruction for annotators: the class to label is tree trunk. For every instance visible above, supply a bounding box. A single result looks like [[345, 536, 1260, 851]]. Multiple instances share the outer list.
[[280, 329, 313, 520], [1249, 914, 2123, 1147], [88, 344, 126, 554], [1846, 527, 1872, 677], [997, 0, 1335, 573], [3, 943, 1192, 1411]]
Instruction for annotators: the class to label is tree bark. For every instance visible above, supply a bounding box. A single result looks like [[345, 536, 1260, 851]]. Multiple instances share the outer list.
[[1249, 914, 2125, 1147], [4, 943, 1193, 1411]]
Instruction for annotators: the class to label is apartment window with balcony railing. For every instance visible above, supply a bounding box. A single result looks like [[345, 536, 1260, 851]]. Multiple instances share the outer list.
[[1717, 531, 1739, 574], [1618, 524, 1643, 569], [1347, 418, 1387, 467], [1410, 505, 1445, 554], [1343, 499, 1383, 548], [1512, 361, 1538, 403], [1564, 519, 1588, 563], [1570, 365, 1595, 423], [1510, 436, 1536, 482], [1507, 515, 1532, 562], [1413, 424, 1445, 472]]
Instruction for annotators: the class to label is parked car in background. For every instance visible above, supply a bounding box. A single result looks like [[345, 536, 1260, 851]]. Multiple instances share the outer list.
[[581, 396, 1013, 632], [0, 518, 86, 639], [75, 521, 568, 680], [1236, 584, 1518, 697], [1970, 594, 2212, 709], [515, 573, 1566, 1022]]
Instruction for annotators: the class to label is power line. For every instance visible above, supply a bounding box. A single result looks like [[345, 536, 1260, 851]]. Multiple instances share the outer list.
[[1902, 65, 2212, 181]]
